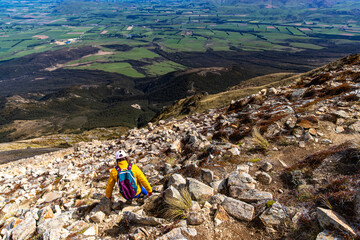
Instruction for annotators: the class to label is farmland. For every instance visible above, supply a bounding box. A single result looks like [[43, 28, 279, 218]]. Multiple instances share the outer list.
[[0, 0, 359, 78]]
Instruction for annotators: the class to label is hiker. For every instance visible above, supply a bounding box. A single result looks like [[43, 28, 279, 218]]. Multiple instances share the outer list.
[[105, 150, 152, 201]]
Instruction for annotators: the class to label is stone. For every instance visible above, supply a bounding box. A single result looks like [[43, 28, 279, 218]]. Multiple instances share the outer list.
[[42, 191, 62, 203], [187, 178, 214, 202], [170, 140, 181, 153], [83, 225, 98, 236], [227, 172, 256, 190], [210, 194, 227, 205], [38, 206, 54, 225], [148, 122, 154, 131], [163, 186, 182, 200], [316, 230, 343, 240], [190, 201, 201, 212], [299, 141, 306, 148], [261, 162, 273, 172], [236, 164, 249, 173], [201, 169, 214, 184], [321, 139, 332, 145], [317, 207, 356, 236], [290, 88, 306, 101], [187, 210, 206, 225], [37, 213, 70, 236], [333, 110, 349, 119], [91, 196, 112, 215], [156, 227, 197, 240], [123, 211, 166, 226], [90, 211, 105, 223], [335, 126, 344, 133], [11, 217, 36, 240], [229, 147, 241, 156], [259, 202, 286, 227], [231, 189, 273, 202], [222, 197, 254, 221], [355, 189, 360, 222], [349, 121, 360, 132], [167, 174, 186, 188], [210, 179, 227, 194], [255, 171, 272, 185], [214, 205, 230, 225], [268, 87, 277, 95]]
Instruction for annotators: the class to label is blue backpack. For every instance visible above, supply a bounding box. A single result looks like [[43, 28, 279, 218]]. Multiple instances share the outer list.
[[115, 164, 138, 200]]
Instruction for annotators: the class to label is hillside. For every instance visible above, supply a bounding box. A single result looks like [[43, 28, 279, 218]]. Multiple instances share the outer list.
[[0, 54, 359, 240]]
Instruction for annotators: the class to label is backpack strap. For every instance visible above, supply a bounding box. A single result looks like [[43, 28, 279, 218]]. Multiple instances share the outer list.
[[115, 165, 121, 173], [127, 163, 133, 171]]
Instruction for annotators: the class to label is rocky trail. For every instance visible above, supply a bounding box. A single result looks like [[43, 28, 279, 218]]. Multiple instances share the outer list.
[[0, 54, 360, 239]]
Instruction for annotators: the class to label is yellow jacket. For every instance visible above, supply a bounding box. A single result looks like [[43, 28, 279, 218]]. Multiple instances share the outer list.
[[105, 160, 152, 199]]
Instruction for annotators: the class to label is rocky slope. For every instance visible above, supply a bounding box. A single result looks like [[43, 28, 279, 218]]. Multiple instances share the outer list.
[[0, 54, 360, 240]]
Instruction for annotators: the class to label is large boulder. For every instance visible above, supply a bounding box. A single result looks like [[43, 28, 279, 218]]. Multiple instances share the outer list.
[[91, 197, 112, 215], [11, 217, 36, 240], [222, 197, 254, 221], [231, 189, 273, 203], [167, 174, 186, 188], [187, 178, 214, 202], [163, 186, 182, 200], [123, 211, 166, 226], [317, 207, 357, 236], [259, 202, 286, 227], [187, 210, 206, 225], [227, 172, 256, 190]]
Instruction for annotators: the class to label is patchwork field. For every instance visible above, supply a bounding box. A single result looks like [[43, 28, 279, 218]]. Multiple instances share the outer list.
[[0, 0, 359, 78]]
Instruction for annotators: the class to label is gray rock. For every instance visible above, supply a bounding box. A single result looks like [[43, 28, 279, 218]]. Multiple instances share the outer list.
[[123, 211, 165, 226], [317, 207, 356, 236], [210, 179, 227, 194], [355, 189, 360, 222], [187, 210, 206, 225], [255, 171, 272, 185], [259, 202, 286, 227], [222, 197, 254, 221], [41, 191, 62, 203], [332, 110, 349, 119], [210, 193, 227, 205], [349, 121, 360, 132], [236, 164, 249, 173], [91, 197, 112, 215], [316, 230, 343, 240], [290, 88, 306, 101], [167, 174, 186, 188], [37, 206, 54, 225], [201, 169, 214, 184], [261, 162, 273, 172], [11, 217, 36, 240], [156, 227, 197, 240], [187, 178, 214, 202], [164, 186, 182, 200], [89, 211, 105, 223], [231, 189, 273, 202], [227, 172, 256, 190]]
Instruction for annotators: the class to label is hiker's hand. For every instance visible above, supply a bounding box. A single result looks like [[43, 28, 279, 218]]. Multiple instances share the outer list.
[[148, 192, 153, 196]]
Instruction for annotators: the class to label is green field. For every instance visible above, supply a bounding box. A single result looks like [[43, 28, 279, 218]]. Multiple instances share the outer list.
[[0, 0, 359, 78]]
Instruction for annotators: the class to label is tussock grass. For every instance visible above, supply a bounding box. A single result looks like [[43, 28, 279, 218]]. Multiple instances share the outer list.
[[163, 187, 193, 220], [252, 127, 269, 150]]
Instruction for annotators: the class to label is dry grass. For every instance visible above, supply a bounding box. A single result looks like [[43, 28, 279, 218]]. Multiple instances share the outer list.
[[163, 187, 193, 220], [252, 127, 269, 150]]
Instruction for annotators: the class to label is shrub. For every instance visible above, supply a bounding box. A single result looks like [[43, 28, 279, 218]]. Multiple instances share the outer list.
[[252, 127, 269, 150], [163, 187, 193, 220]]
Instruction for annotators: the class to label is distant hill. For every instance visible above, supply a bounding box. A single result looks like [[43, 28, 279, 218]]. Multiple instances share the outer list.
[[206, 0, 340, 7]]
